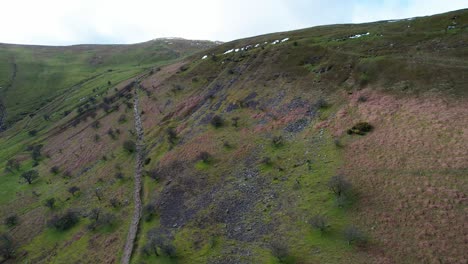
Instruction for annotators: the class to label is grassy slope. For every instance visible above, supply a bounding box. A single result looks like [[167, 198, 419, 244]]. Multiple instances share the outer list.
[[0, 9, 467, 264]]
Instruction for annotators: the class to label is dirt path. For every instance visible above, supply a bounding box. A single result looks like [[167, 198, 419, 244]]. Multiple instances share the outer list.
[[121, 85, 145, 264]]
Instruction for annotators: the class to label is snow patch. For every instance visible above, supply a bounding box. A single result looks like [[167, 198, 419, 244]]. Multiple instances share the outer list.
[[235, 48, 240, 52], [224, 49, 234, 54], [202, 55, 208, 60], [255, 44, 260, 48], [272, 40, 280, 45], [281, 38, 289, 42], [349, 32, 370, 39]]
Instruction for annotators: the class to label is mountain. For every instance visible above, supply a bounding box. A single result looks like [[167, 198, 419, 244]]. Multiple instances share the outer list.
[[0, 9, 467, 264]]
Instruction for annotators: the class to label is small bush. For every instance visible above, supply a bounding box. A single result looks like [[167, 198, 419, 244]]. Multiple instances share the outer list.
[[5, 159, 20, 172], [91, 120, 100, 129], [123, 140, 136, 153], [94, 134, 101, 142], [357, 96, 367, 103], [0, 233, 16, 260], [198, 151, 212, 163], [316, 98, 329, 109], [270, 241, 289, 262], [344, 226, 367, 245], [50, 166, 60, 175], [110, 198, 121, 208], [309, 214, 329, 233], [231, 117, 240, 127], [210, 115, 224, 128], [4, 215, 18, 228], [28, 130, 38, 137], [143, 203, 157, 222], [166, 127, 177, 144], [48, 210, 80, 231], [261, 157, 273, 166], [347, 122, 373, 135], [115, 172, 125, 180], [118, 114, 127, 123], [44, 198, 56, 209], [272, 136, 284, 147]]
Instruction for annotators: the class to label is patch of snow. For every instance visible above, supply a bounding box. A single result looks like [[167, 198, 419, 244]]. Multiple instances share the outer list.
[[255, 44, 260, 48], [224, 49, 234, 54], [202, 55, 208, 60], [264, 42, 268, 45], [272, 40, 280, 45], [241, 47, 245, 51], [349, 32, 370, 39], [281, 38, 289, 42], [235, 48, 240, 52], [387, 19, 400, 23]]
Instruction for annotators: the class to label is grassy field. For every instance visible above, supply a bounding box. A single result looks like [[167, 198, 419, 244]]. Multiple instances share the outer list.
[[1, 9, 467, 264]]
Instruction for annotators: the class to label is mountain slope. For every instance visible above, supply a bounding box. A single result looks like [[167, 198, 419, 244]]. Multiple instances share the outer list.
[[0, 9, 467, 264], [0, 38, 218, 129]]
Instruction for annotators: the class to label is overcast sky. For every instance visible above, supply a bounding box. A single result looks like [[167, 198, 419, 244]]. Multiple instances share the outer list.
[[1, 0, 466, 45]]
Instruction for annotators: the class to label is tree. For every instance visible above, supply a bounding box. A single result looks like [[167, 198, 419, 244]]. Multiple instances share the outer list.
[[142, 228, 176, 257], [270, 241, 289, 263], [48, 210, 80, 231], [87, 208, 115, 230], [44, 198, 56, 209], [6, 159, 20, 171], [272, 136, 284, 147], [68, 186, 80, 196], [20, 170, 39, 184], [344, 226, 367, 245], [123, 140, 136, 153], [0, 233, 16, 260], [310, 214, 329, 233], [327, 175, 351, 197], [143, 203, 157, 222]]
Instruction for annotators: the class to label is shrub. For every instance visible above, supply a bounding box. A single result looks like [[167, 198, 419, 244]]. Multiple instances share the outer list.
[[333, 138, 343, 148], [107, 128, 117, 139], [357, 96, 367, 103], [327, 175, 351, 197], [231, 117, 240, 127], [143, 203, 157, 222], [270, 241, 289, 262], [94, 134, 101, 142], [347, 122, 373, 135], [344, 226, 367, 245], [198, 151, 212, 163], [87, 208, 116, 230], [118, 114, 127, 123], [44, 198, 56, 209], [166, 127, 177, 144], [115, 172, 125, 180], [68, 186, 80, 196], [95, 188, 103, 201], [261, 157, 273, 166], [272, 136, 284, 147], [20, 170, 39, 184], [4, 215, 18, 228], [48, 210, 80, 231], [309, 214, 329, 233], [50, 166, 60, 175], [142, 228, 175, 257], [110, 198, 121, 208], [210, 115, 224, 128], [5, 159, 20, 172], [28, 130, 38, 137], [0, 233, 16, 260], [91, 120, 100, 129], [123, 140, 136, 153], [316, 98, 329, 109]]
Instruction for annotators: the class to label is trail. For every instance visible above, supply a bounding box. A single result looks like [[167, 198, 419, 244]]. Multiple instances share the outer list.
[[121, 84, 145, 264]]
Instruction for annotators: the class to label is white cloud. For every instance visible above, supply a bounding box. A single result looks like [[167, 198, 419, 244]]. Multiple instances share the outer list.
[[0, 0, 466, 45]]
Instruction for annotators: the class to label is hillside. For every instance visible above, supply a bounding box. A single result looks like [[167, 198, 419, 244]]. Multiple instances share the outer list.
[[0, 9, 467, 264]]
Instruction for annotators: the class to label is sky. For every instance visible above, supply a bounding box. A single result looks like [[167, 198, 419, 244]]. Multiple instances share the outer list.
[[0, 0, 466, 45]]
